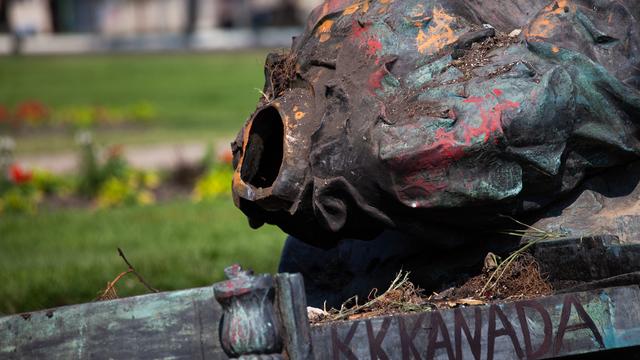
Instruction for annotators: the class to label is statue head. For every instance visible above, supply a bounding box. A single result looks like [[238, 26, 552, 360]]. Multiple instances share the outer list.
[[232, 0, 640, 247]]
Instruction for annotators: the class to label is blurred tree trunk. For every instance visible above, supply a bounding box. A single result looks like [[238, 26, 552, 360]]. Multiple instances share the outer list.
[[48, 0, 61, 33], [48, 0, 74, 33], [0, 0, 11, 33], [185, 0, 199, 35]]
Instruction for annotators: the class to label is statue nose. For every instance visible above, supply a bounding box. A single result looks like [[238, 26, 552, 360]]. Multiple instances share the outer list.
[[232, 89, 313, 216], [240, 106, 284, 189]]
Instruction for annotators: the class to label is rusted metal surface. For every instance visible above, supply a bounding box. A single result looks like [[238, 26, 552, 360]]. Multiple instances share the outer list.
[[310, 285, 640, 359], [0, 287, 227, 359], [231, 0, 640, 247]]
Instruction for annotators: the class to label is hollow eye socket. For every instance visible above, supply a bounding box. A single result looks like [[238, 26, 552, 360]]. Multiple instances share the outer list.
[[240, 106, 284, 188]]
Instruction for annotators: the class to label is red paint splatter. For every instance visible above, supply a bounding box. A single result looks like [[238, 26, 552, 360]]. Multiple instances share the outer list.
[[493, 88, 503, 97], [393, 94, 520, 172], [461, 99, 519, 144], [367, 38, 382, 55], [351, 20, 370, 39], [464, 96, 483, 104], [368, 67, 386, 89], [350, 20, 382, 57], [366, 38, 382, 56]]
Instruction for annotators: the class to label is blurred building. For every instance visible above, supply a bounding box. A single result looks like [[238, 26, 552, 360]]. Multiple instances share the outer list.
[[0, 0, 322, 35]]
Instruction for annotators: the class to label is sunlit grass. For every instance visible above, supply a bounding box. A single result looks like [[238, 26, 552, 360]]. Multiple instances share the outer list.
[[0, 197, 285, 315]]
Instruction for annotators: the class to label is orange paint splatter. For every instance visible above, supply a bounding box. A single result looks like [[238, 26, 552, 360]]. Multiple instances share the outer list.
[[343, 3, 360, 15], [361, 0, 369, 13], [525, 0, 573, 39], [416, 6, 458, 54], [317, 19, 334, 42]]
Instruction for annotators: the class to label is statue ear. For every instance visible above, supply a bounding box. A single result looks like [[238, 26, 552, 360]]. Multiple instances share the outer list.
[[312, 177, 348, 233], [312, 177, 395, 234]]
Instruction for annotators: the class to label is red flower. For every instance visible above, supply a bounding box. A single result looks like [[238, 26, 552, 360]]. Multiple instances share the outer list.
[[0, 105, 8, 123], [218, 148, 233, 165], [15, 100, 48, 123], [106, 144, 124, 159], [8, 163, 32, 184]]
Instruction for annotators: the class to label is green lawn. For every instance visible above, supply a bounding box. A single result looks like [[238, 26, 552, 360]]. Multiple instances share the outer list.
[[0, 198, 285, 315], [0, 52, 270, 154]]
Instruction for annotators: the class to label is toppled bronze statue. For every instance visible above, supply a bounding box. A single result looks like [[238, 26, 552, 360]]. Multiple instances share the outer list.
[[231, 0, 640, 305]]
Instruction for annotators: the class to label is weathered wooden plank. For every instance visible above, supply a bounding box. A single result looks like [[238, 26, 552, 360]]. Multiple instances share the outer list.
[[0, 287, 227, 359], [310, 286, 640, 359]]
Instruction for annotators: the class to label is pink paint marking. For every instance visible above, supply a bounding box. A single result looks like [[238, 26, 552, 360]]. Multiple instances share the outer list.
[[493, 88, 503, 97]]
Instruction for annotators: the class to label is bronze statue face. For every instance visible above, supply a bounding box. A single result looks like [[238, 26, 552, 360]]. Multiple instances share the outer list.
[[232, 0, 640, 247]]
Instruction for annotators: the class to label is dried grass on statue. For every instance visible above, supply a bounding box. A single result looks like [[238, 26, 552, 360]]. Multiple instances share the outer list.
[[452, 252, 553, 301], [309, 245, 553, 324]]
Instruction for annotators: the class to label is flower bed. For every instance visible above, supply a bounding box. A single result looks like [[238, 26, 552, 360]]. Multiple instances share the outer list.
[[0, 135, 234, 216], [0, 100, 157, 132]]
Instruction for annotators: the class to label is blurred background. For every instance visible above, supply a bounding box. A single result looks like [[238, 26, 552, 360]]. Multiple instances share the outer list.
[[0, 0, 320, 53], [0, 0, 321, 315]]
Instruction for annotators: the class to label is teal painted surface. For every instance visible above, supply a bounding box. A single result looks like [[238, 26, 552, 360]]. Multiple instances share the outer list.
[[0, 287, 226, 359]]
